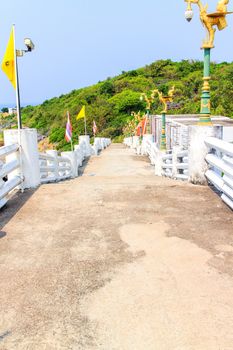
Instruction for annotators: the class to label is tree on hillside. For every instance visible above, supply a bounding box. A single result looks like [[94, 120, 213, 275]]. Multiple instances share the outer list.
[[1, 107, 8, 113], [20, 59, 233, 149]]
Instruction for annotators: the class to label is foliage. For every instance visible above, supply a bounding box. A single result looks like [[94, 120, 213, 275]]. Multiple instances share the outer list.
[[20, 60, 233, 150]]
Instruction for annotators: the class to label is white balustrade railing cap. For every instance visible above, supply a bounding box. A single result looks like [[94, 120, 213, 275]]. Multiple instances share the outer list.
[[0, 143, 19, 158], [39, 153, 55, 161], [205, 137, 233, 157]]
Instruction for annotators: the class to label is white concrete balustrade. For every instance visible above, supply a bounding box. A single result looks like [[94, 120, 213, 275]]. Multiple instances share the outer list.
[[0, 143, 23, 208], [124, 125, 232, 210], [124, 135, 189, 181], [0, 129, 111, 208], [39, 150, 73, 183], [39, 136, 111, 183], [205, 137, 233, 209]]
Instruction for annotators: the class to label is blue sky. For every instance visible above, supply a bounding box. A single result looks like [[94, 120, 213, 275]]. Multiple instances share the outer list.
[[1, 0, 233, 107]]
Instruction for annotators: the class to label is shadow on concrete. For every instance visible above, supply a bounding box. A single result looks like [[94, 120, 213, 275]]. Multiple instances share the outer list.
[[0, 188, 37, 231], [0, 231, 6, 239], [0, 331, 11, 342], [78, 156, 91, 177]]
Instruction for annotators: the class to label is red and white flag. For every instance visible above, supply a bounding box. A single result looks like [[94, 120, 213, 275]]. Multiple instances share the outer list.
[[93, 120, 98, 135], [65, 111, 72, 142]]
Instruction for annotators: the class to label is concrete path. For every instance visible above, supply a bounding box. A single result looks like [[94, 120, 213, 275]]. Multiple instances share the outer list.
[[0, 144, 233, 349]]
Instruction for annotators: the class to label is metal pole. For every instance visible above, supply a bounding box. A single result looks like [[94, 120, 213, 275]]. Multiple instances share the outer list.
[[13, 25, 22, 130], [199, 47, 212, 125], [160, 112, 166, 150], [145, 109, 151, 134], [13, 25, 24, 192], [84, 117, 87, 135], [70, 138, 73, 151]]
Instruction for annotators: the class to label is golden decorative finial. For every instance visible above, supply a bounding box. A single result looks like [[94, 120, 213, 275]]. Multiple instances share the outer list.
[[152, 86, 175, 114], [185, 0, 233, 48], [123, 111, 143, 136], [140, 93, 153, 110], [131, 111, 142, 123]]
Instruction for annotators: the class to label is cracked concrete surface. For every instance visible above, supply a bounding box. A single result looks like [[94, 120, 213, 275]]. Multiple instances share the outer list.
[[0, 144, 233, 349]]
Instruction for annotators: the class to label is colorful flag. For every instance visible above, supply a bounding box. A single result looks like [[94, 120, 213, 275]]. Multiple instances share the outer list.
[[65, 111, 72, 142], [76, 105, 85, 120], [1, 27, 16, 89], [93, 120, 98, 135], [142, 116, 148, 135]]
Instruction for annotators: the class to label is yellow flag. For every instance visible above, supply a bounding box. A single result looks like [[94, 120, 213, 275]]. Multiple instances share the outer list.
[[1, 27, 16, 89], [76, 105, 85, 120]]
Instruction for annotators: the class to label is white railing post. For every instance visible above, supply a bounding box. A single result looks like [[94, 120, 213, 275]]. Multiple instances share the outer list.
[[172, 146, 180, 179], [46, 150, 59, 180], [74, 145, 84, 166], [79, 135, 92, 157], [92, 138, 100, 155], [132, 136, 140, 149], [154, 149, 163, 176], [61, 151, 78, 178], [188, 126, 222, 185], [141, 134, 153, 155]]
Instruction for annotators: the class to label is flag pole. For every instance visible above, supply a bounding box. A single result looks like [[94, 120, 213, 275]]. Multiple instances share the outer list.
[[13, 25, 24, 192], [70, 138, 73, 151], [84, 116, 87, 135], [13, 25, 22, 130]]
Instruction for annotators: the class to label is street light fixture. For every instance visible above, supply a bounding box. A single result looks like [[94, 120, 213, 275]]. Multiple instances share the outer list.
[[184, 0, 233, 125], [185, 1, 194, 21], [24, 38, 35, 51]]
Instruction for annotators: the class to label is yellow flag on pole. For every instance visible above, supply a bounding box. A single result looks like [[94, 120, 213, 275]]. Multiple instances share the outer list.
[[1, 27, 16, 89], [76, 105, 85, 120]]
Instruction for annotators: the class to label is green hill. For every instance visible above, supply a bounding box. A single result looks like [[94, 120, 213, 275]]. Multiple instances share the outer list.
[[19, 59, 233, 150]]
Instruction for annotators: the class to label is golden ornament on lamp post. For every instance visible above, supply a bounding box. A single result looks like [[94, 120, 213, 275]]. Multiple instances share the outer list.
[[131, 111, 143, 139], [184, 0, 233, 125], [153, 86, 175, 151], [140, 91, 157, 134]]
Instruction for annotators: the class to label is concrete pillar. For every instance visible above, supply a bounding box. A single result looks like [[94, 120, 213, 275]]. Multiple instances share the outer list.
[[94, 137, 102, 151], [74, 145, 84, 166], [188, 126, 223, 185], [4, 129, 40, 189], [154, 150, 163, 177], [132, 136, 140, 149], [172, 146, 181, 178], [61, 151, 78, 178], [46, 150, 59, 180], [100, 138, 106, 150], [142, 134, 153, 155], [79, 135, 92, 157]]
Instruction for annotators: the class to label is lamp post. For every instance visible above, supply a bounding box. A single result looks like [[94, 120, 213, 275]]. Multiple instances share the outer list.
[[184, 0, 232, 125], [15, 29, 35, 129], [140, 92, 156, 134], [153, 86, 175, 151]]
